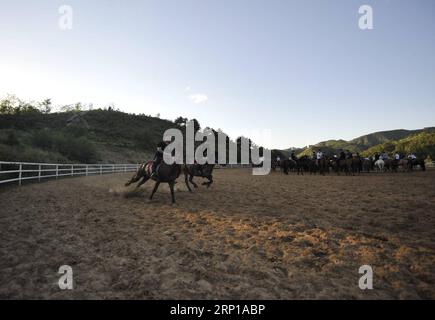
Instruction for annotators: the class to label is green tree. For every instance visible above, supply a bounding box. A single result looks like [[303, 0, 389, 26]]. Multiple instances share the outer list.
[[39, 99, 52, 114], [191, 118, 201, 133], [174, 116, 188, 126]]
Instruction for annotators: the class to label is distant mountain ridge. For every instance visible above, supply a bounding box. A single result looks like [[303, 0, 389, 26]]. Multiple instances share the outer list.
[[280, 127, 435, 158]]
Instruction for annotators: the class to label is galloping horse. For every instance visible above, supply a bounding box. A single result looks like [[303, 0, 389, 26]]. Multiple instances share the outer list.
[[125, 161, 181, 204], [183, 164, 215, 192]]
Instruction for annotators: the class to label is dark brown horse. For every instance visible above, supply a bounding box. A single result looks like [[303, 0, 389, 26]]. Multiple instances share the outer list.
[[295, 156, 310, 175], [410, 158, 426, 171], [183, 164, 215, 192], [125, 161, 181, 204], [316, 158, 328, 175], [336, 157, 356, 175], [279, 159, 297, 175]]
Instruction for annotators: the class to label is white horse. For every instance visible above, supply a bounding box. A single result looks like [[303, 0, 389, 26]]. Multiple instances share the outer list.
[[374, 159, 385, 172]]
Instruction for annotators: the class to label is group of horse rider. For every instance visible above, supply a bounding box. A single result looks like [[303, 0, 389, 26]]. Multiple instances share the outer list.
[[154, 141, 419, 177], [277, 149, 419, 167]]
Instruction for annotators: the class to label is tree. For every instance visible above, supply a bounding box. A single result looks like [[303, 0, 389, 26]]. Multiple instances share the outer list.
[[39, 99, 52, 114], [0, 94, 19, 114], [61, 104, 75, 112], [191, 118, 201, 133], [0, 98, 14, 114], [174, 116, 188, 126]]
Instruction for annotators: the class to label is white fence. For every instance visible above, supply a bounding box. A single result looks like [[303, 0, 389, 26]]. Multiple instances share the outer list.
[[0, 161, 253, 186], [0, 161, 140, 186]]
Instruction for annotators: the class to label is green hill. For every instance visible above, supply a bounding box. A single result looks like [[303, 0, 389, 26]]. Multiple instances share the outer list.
[[287, 128, 435, 157], [0, 109, 178, 164], [361, 131, 435, 159]]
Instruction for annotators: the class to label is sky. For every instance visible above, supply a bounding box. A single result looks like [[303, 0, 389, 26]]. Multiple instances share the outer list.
[[0, 0, 434, 149]]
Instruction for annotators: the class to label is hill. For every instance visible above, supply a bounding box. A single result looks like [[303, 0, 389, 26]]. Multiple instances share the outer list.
[[289, 128, 435, 158], [0, 108, 179, 164], [361, 131, 435, 159], [1, 96, 434, 164]]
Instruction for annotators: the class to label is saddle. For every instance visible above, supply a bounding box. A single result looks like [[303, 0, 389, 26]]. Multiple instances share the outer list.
[[145, 160, 161, 178]]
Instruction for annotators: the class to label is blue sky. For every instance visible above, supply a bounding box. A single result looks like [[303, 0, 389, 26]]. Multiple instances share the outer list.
[[1, 0, 434, 149]]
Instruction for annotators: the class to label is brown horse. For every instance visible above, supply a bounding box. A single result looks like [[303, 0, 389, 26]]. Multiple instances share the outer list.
[[336, 157, 359, 175], [183, 164, 215, 192], [125, 161, 181, 204], [398, 159, 411, 172], [410, 158, 426, 171], [336, 158, 350, 175], [316, 158, 328, 175]]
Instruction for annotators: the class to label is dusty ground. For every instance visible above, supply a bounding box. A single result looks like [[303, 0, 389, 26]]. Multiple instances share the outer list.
[[0, 168, 434, 299]]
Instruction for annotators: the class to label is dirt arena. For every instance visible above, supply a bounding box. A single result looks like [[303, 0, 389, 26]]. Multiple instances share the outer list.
[[1, 168, 434, 299]]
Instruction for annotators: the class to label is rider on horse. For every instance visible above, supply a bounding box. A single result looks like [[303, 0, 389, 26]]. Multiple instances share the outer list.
[[150, 140, 169, 178], [339, 149, 345, 160], [408, 153, 417, 160], [316, 149, 324, 165]]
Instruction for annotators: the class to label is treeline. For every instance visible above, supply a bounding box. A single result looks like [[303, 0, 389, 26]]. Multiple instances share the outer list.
[[0, 95, 268, 164], [361, 132, 435, 160], [0, 126, 99, 163], [0, 95, 108, 163]]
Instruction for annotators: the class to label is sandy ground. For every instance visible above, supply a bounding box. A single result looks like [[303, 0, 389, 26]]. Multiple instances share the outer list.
[[0, 168, 434, 299]]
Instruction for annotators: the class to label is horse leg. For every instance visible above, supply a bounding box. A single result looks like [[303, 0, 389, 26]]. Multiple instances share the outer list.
[[189, 175, 199, 188], [203, 175, 213, 188], [169, 181, 176, 204], [125, 173, 141, 186], [136, 176, 149, 188], [149, 181, 161, 200], [184, 173, 193, 192]]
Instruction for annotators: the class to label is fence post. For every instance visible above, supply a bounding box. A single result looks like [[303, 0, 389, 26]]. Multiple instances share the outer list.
[[112, 164, 115, 173], [86, 165, 88, 176], [18, 164, 22, 186], [100, 165, 102, 175], [124, 165, 127, 172], [38, 164, 41, 182], [56, 165, 58, 179]]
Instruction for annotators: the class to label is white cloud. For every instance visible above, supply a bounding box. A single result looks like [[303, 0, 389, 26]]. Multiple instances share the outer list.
[[184, 86, 191, 92], [188, 93, 208, 104]]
